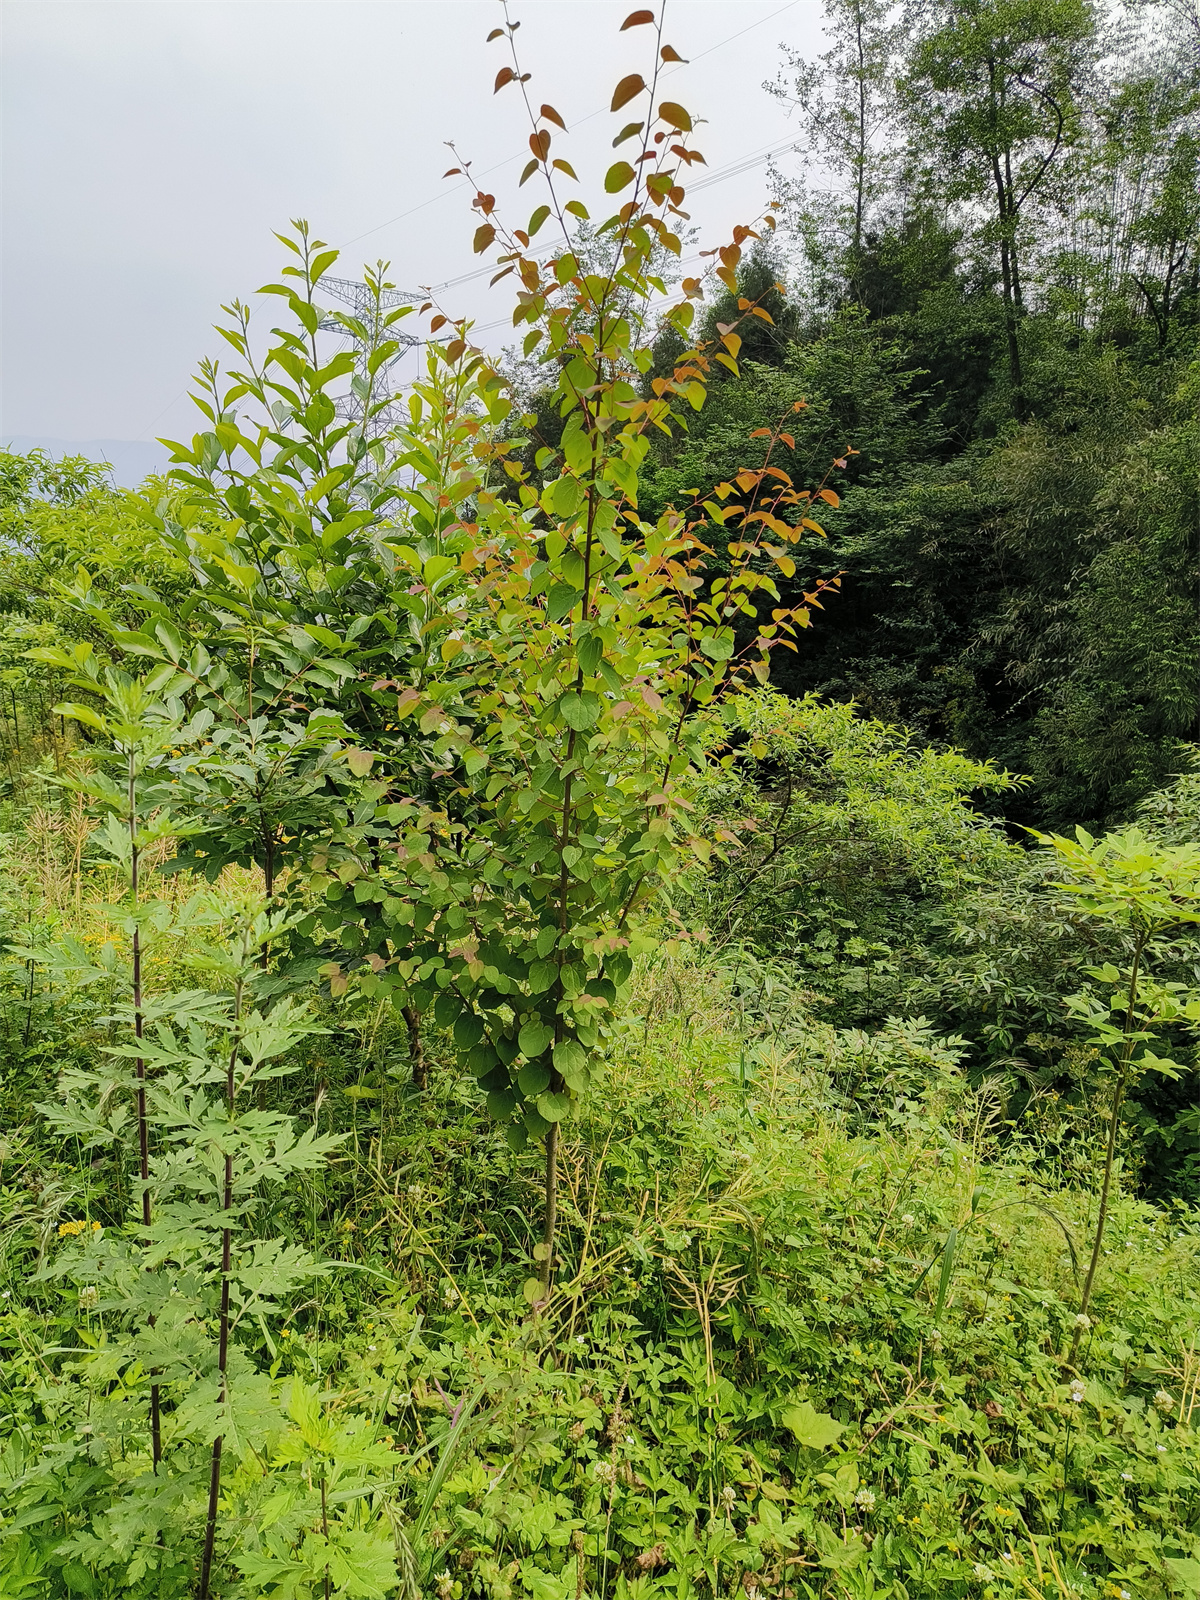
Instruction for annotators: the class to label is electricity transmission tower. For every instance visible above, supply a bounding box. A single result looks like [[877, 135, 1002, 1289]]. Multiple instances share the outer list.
[[318, 277, 421, 427]]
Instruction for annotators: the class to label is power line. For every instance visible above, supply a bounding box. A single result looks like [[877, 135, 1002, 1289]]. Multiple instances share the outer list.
[[343, 0, 801, 250]]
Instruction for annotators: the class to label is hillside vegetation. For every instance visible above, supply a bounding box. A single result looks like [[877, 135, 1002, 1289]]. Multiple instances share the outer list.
[[0, 1, 1197, 1597]]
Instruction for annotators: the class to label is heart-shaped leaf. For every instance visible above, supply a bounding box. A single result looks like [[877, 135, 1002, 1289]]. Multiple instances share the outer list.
[[780, 1401, 844, 1450], [519, 1020, 553, 1058], [518, 1060, 552, 1096], [560, 692, 601, 731], [537, 1089, 573, 1123]]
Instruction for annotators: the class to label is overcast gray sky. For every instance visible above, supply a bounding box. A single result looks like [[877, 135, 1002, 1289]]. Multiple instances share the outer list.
[[2, 0, 823, 470]]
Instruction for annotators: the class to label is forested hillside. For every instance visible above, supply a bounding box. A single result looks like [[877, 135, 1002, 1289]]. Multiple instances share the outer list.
[[0, 1, 1198, 1597], [642, 0, 1200, 828]]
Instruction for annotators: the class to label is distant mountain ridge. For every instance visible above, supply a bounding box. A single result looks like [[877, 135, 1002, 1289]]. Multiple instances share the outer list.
[[4, 436, 172, 489]]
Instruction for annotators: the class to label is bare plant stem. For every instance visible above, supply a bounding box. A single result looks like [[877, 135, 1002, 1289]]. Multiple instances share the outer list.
[[128, 748, 161, 1469], [540, 1122, 559, 1295], [199, 975, 244, 1600], [403, 1004, 426, 1092], [1071, 930, 1146, 1361], [321, 1474, 332, 1600]]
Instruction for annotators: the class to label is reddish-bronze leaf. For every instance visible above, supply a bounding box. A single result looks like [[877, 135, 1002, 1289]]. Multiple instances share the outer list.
[[429, 314, 447, 333], [540, 103, 567, 130], [445, 338, 466, 363], [611, 73, 646, 112], [529, 129, 551, 160], [660, 43, 686, 61], [494, 67, 515, 92], [621, 9, 655, 27], [657, 100, 692, 131], [486, 26, 504, 40]]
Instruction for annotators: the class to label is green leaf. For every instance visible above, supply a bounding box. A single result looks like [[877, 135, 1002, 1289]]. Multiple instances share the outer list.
[[560, 691, 602, 731], [53, 702, 108, 735], [577, 634, 603, 673], [934, 1226, 957, 1320], [519, 1020, 553, 1058], [553, 1038, 587, 1075], [537, 1089, 572, 1122], [486, 1088, 517, 1121], [468, 1042, 500, 1077], [547, 584, 583, 623], [527, 960, 558, 994], [524, 1105, 551, 1138], [433, 991, 463, 1029], [1164, 1559, 1200, 1595], [780, 1401, 845, 1450], [605, 161, 636, 193], [453, 1011, 485, 1048], [518, 1060, 552, 1096], [547, 475, 583, 517], [323, 1527, 400, 1597], [699, 632, 734, 662]]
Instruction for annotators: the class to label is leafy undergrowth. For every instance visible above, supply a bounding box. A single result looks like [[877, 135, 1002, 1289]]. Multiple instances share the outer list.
[[2, 957, 1198, 1600]]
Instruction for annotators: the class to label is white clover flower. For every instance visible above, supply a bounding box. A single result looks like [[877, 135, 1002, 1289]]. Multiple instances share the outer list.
[[1073, 1312, 1091, 1329], [901, 1213, 915, 1227], [77, 1286, 100, 1312], [721, 1485, 737, 1510], [974, 1563, 994, 1581], [1153, 1389, 1175, 1413], [854, 1489, 877, 1511], [1068, 1380, 1086, 1404], [1120, 1472, 1133, 1481], [591, 1459, 617, 1486]]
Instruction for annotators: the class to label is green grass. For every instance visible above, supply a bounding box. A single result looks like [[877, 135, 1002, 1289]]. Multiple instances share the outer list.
[[2, 936, 1198, 1599]]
